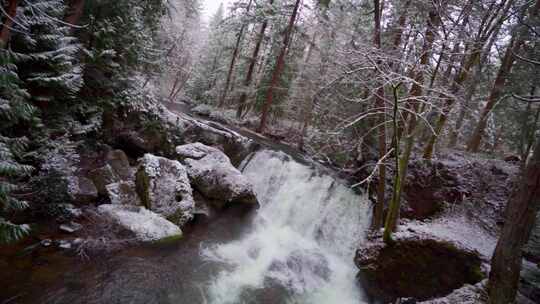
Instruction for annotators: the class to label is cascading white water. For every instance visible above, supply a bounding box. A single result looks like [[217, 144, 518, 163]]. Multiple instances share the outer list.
[[202, 150, 373, 304]]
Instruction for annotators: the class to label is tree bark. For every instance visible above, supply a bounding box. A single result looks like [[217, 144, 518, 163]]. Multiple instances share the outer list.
[[488, 132, 540, 303], [0, 0, 19, 48], [257, 0, 301, 133], [218, 0, 253, 108], [237, 0, 274, 118]]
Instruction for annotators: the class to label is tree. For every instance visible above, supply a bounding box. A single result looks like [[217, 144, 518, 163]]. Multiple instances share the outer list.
[[11, 0, 83, 107], [257, 0, 301, 133], [0, 49, 36, 244], [237, 0, 274, 118], [371, 0, 386, 231], [422, 0, 515, 158], [383, 2, 442, 242], [218, 0, 253, 108], [0, 0, 19, 47], [467, 0, 540, 152], [488, 130, 540, 303]]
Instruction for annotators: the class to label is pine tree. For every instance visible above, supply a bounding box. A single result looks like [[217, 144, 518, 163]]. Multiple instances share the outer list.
[[10, 0, 83, 106], [0, 49, 36, 244]]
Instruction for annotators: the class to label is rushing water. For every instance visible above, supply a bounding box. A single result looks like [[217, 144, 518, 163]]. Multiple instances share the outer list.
[[202, 150, 372, 303], [0, 149, 372, 304]]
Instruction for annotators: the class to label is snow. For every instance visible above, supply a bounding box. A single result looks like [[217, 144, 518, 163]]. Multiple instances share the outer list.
[[398, 211, 498, 259], [98, 204, 182, 242]]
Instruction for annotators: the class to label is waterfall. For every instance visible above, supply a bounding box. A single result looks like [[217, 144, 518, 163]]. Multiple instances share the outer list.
[[202, 150, 372, 303]]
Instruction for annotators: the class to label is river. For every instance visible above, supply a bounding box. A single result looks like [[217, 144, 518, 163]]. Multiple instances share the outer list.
[[1, 148, 372, 304]]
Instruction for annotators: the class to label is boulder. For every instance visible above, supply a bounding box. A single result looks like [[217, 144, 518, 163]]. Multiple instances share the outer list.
[[68, 176, 98, 203], [89, 164, 119, 195], [175, 143, 258, 207], [135, 154, 195, 226], [105, 150, 133, 180], [399, 152, 518, 226], [355, 235, 485, 303], [98, 204, 182, 242], [106, 181, 141, 206]]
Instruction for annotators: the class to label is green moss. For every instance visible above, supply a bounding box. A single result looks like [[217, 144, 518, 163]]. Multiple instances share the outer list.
[[135, 169, 151, 209], [151, 233, 183, 245]]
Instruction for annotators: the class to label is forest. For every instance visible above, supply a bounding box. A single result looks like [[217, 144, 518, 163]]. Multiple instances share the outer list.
[[1, 0, 539, 303]]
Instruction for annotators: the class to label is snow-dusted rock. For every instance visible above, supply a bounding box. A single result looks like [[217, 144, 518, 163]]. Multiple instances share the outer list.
[[89, 164, 119, 195], [106, 150, 133, 180], [68, 176, 98, 203], [175, 143, 258, 206], [135, 154, 195, 226], [98, 204, 182, 242], [106, 181, 141, 206]]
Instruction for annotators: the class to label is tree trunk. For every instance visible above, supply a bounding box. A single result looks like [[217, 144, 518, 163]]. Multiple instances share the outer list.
[[488, 132, 540, 303], [467, 1, 539, 152], [383, 5, 441, 238], [218, 0, 253, 108], [466, 37, 521, 152], [257, 0, 301, 133], [0, 0, 19, 48], [237, 0, 274, 118], [371, 0, 386, 231], [65, 0, 85, 26]]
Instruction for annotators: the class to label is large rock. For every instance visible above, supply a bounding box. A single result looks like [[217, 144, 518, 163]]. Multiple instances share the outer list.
[[89, 164, 119, 196], [392, 151, 517, 227], [106, 181, 141, 206], [175, 143, 258, 207], [68, 176, 98, 203], [98, 204, 182, 242], [106, 149, 133, 180], [355, 234, 485, 303], [135, 154, 195, 226]]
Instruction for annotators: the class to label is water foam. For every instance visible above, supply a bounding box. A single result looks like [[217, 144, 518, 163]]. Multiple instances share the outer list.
[[202, 150, 372, 303]]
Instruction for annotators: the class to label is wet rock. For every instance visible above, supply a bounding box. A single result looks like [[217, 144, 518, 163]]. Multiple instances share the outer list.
[[68, 176, 98, 203], [106, 181, 141, 206], [98, 204, 182, 242], [89, 164, 119, 195], [59, 221, 83, 234], [135, 154, 195, 226], [355, 235, 485, 303], [106, 150, 133, 180], [176, 143, 258, 207]]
